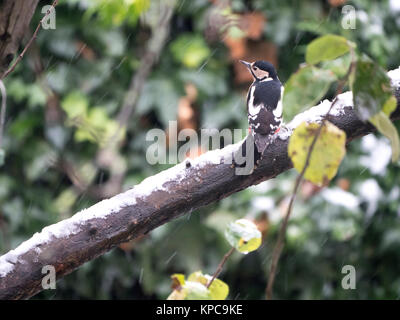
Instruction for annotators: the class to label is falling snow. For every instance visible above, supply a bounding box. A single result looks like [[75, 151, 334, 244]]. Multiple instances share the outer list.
[[1, 67, 399, 278]]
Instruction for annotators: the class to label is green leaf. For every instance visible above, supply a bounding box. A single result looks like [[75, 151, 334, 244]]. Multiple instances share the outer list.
[[382, 96, 397, 116], [137, 78, 180, 127], [84, 0, 150, 26], [288, 121, 347, 186], [170, 34, 211, 69], [369, 112, 400, 162], [306, 34, 353, 65], [283, 66, 337, 122], [320, 53, 352, 79], [54, 188, 78, 213], [71, 106, 124, 146], [351, 54, 394, 121], [61, 91, 88, 119], [225, 219, 262, 254]]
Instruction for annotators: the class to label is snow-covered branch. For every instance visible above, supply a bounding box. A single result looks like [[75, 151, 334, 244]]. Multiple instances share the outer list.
[[1, 67, 400, 299]]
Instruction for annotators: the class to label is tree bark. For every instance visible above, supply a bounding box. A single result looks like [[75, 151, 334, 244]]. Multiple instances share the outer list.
[[0, 0, 39, 74], [0, 71, 399, 299]]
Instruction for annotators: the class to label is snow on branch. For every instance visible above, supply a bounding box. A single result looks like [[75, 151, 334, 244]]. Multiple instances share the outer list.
[[1, 67, 400, 299]]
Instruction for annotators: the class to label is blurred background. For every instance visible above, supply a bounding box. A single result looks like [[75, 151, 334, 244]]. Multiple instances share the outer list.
[[1, 0, 400, 299]]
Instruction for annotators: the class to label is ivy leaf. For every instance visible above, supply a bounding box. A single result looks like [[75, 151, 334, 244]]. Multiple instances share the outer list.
[[369, 112, 400, 162], [61, 91, 88, 119], [306, 34, 353, 65], [351, 54, 394, 121], [170, 34, 211, 69], [283, 66, 337, 122], [288, 121, 346, 186], [225, 219, 261, 254], [84, 0, 150, 26]]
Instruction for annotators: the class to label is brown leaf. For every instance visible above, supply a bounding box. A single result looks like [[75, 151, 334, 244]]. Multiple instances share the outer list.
[[223, 36, 247, 60], [240, 12, 266, 40], [254, 213, 269, 239], [337, 178, 350, 191], [301, 180, 323, 199], [328, 0, 347, 7], [233, 41, 278, 84], [186, 146, 205, 160], [178, 83, 198, 131], [75, 41, 96, 61]]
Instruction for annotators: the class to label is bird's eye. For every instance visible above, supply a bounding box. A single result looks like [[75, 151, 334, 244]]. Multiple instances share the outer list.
[[253, 66, 258, 70]]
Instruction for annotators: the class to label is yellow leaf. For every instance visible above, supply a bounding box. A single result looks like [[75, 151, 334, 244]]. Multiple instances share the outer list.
[[225, 219, 262, 254], [288, 121, 346, 186], [208, 278, 229, 300], [171, 273, 185, 289]]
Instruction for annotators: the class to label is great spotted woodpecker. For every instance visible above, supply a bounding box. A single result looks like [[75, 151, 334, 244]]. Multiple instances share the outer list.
[[240, 60, 283, 156]]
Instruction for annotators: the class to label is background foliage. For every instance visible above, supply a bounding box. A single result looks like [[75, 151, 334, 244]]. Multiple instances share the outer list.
[[1, 0, 400, 299]]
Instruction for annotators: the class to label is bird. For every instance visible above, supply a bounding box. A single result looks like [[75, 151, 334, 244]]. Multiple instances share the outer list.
[[240, 60, 283, 158]]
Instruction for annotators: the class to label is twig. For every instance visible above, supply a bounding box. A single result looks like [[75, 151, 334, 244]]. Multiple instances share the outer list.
[[0, 0, 59, 80], [0, 80, 6, 147], [265, 99, 337, 300], [92, 2, 175, 199], [107, 4, 175, 148], [265, 57, 356, 299], [206, 247, 235, 289]]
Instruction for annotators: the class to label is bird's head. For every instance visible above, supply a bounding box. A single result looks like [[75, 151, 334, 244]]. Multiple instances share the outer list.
[[240, 60, 278, 82]]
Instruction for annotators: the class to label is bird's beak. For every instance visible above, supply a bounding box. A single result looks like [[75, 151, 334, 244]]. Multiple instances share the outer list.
[[239, 60, 252, 70]]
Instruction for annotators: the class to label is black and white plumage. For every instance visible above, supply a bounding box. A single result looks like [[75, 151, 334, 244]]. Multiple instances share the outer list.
[[241, 60, 283, 155]]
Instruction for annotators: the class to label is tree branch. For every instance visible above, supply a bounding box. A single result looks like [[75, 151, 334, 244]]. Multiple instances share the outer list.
[[1, 0, 59, 80], [0, 0, 40, 75], [0, 68, 399, 300]]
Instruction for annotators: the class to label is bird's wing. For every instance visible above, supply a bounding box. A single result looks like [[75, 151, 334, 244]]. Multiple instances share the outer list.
[[248, 81, 282, 136], [253, 81, 282, 112]]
